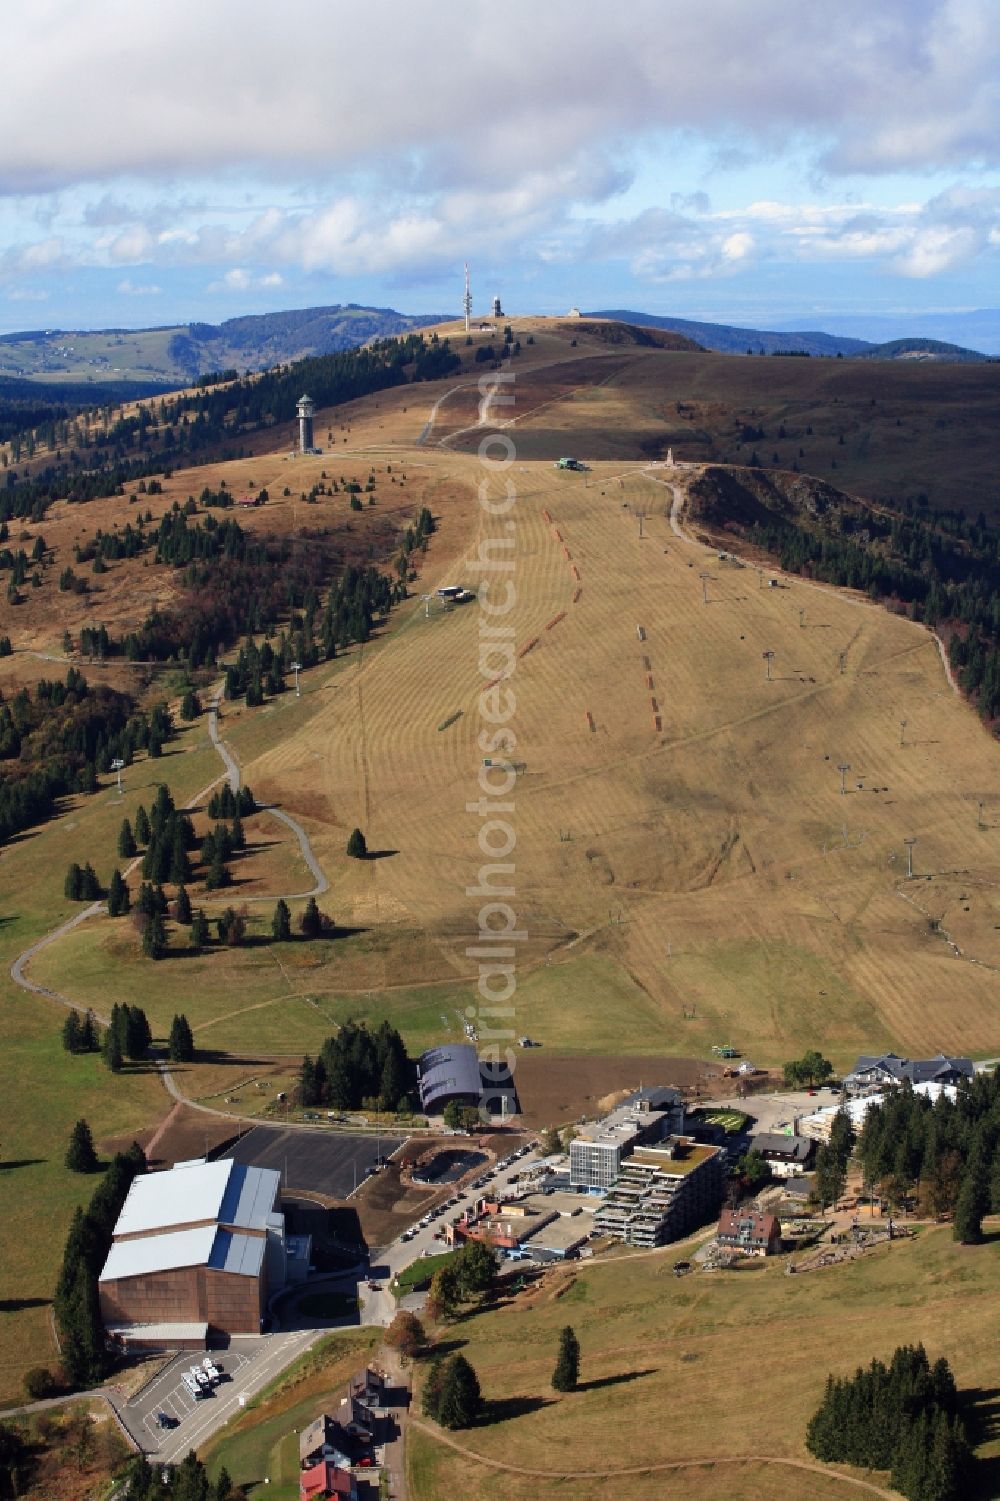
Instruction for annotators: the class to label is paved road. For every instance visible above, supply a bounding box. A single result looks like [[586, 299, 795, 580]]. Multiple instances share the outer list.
[[359, 1145, 537, 1328]]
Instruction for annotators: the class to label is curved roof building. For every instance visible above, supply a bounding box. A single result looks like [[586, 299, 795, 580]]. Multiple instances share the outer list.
[[418, 1044, 482, 1112]]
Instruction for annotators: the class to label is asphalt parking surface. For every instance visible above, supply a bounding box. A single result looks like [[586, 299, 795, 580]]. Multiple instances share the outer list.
[[224, 1125, 405, 1198], [122, 1332, 318, 1460]]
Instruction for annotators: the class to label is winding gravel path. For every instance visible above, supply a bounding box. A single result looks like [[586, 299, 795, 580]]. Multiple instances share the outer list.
[[8, 684, 330, 1025], [409, 1420, 899, 1497]]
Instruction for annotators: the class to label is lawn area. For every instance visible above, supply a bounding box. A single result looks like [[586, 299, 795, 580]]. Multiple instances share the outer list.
[[0, 721, 222, 1403], [406, 1430, 880, 1501], [407, 1223, 1000, 1500], [394, 1250, 457, 1296], [502, 955, 672, 1054], [662, 938, 891, 1072], [200, 1330, 377, 1488]]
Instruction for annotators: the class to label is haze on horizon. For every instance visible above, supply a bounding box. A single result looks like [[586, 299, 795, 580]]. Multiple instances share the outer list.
[[1, 0, 998, 345]]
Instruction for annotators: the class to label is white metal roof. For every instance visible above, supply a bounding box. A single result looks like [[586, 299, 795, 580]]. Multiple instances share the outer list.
[[100, 1225, 217, 1282], [113, 1159, 279, 1237]]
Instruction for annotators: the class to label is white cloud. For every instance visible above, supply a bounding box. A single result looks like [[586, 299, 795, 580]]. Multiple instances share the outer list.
[[591, 185, 1000, 283], [117, 278, 161, 295], [0, 1, 996, 197], [207, 266, 284, 293]]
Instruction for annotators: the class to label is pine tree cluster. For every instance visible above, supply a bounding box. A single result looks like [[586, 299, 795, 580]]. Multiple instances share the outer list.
[[298, 1020, 410, 1112], [64, 861, 103, 900], [103, 1002, 152, 1066], [121, 1445, 235, 1501], [62, 1008, 100, 1054], [421, 1352, 482, 1429], [806, 1345, 971, 1500], [139, 785, 197, 886], [858, 1072, 1000, 1242], [207, 783, 256, 820], [0, 668, 171, 848], [54, 1142, 146, 1386]]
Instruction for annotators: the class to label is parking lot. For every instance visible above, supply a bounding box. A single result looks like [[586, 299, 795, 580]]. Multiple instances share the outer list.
[[224, 1125, 405, 1199], [122, 1331, 320, 1459], [135, 1349, 251, 1449]]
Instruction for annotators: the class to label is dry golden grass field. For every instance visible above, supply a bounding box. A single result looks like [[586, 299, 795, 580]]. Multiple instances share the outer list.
[[404, 1223, 1000, 1501], [17, 319, 1000, 1076]]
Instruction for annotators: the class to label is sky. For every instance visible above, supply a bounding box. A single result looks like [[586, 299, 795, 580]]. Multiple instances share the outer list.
[[1, 0, 999, 343]]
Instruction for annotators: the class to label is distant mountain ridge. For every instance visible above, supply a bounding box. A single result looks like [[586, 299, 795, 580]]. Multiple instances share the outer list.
[[588, 309, 991, 362], [0, 302, 991, 397], [0, 303, 445, 390]]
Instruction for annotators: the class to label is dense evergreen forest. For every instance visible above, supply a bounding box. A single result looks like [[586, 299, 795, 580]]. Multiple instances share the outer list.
[[807, 1345, 971, 1500], [0, 668, 170, 846], [857, 1070, 1000, 1240], [298, 1020, 411, 1112]]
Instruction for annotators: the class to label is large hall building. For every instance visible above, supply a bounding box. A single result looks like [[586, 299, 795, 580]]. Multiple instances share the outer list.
[[98, 1157, 309, 1349]]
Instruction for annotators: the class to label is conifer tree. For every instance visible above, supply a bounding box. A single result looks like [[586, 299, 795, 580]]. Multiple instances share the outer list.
[[272, 897, 292, 941], [435, 1353, 482, 1429], [347, 827, 368, 859], [190, 909, 210, 948], [552, 1325, 580, 1391], [62, 1010, 82, 1053], [107, 867, 130, 916], [124, 1006, 151, 1060], [422, 1356, 446, 1420], [169, 1013, 195, 1062], [103, 1028, 123, 1073], [174, 884, 192, 924], [64, 862, 83, 900], [79, 1010, 98, 1053], [117, 817, 137, 859], [133, 804, 151, 845], [65, 1119, 99, 1173], [141, 911, 167, 959], [299, 896, 323, 938]]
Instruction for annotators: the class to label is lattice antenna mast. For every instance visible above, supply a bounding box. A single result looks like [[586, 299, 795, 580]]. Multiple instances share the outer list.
[[464, 263, 472, 334]]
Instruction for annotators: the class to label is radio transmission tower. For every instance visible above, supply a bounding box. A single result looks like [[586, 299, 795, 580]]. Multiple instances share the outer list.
[[904, 836, 917, 878], [762, 650, 775, 681], [837, 762, 851, 795], [463, 263, 472, 334]]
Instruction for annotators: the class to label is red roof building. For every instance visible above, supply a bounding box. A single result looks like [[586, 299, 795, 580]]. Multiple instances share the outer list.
[[300, 1460, 356, 1501], [716, 1208, 783, 1257]]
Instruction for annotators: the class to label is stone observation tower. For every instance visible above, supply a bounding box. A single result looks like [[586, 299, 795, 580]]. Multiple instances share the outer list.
[[297, 394, 315, 454]]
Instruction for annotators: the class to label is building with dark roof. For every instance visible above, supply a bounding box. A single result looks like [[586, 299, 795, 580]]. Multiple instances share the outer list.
[[717, 1208, 783, 1257], [844, 1053, 973, 1097], [749, 1133, 815, 1177], [98, 1158, 307, 1346], [417, 1044, 482, 1113]]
